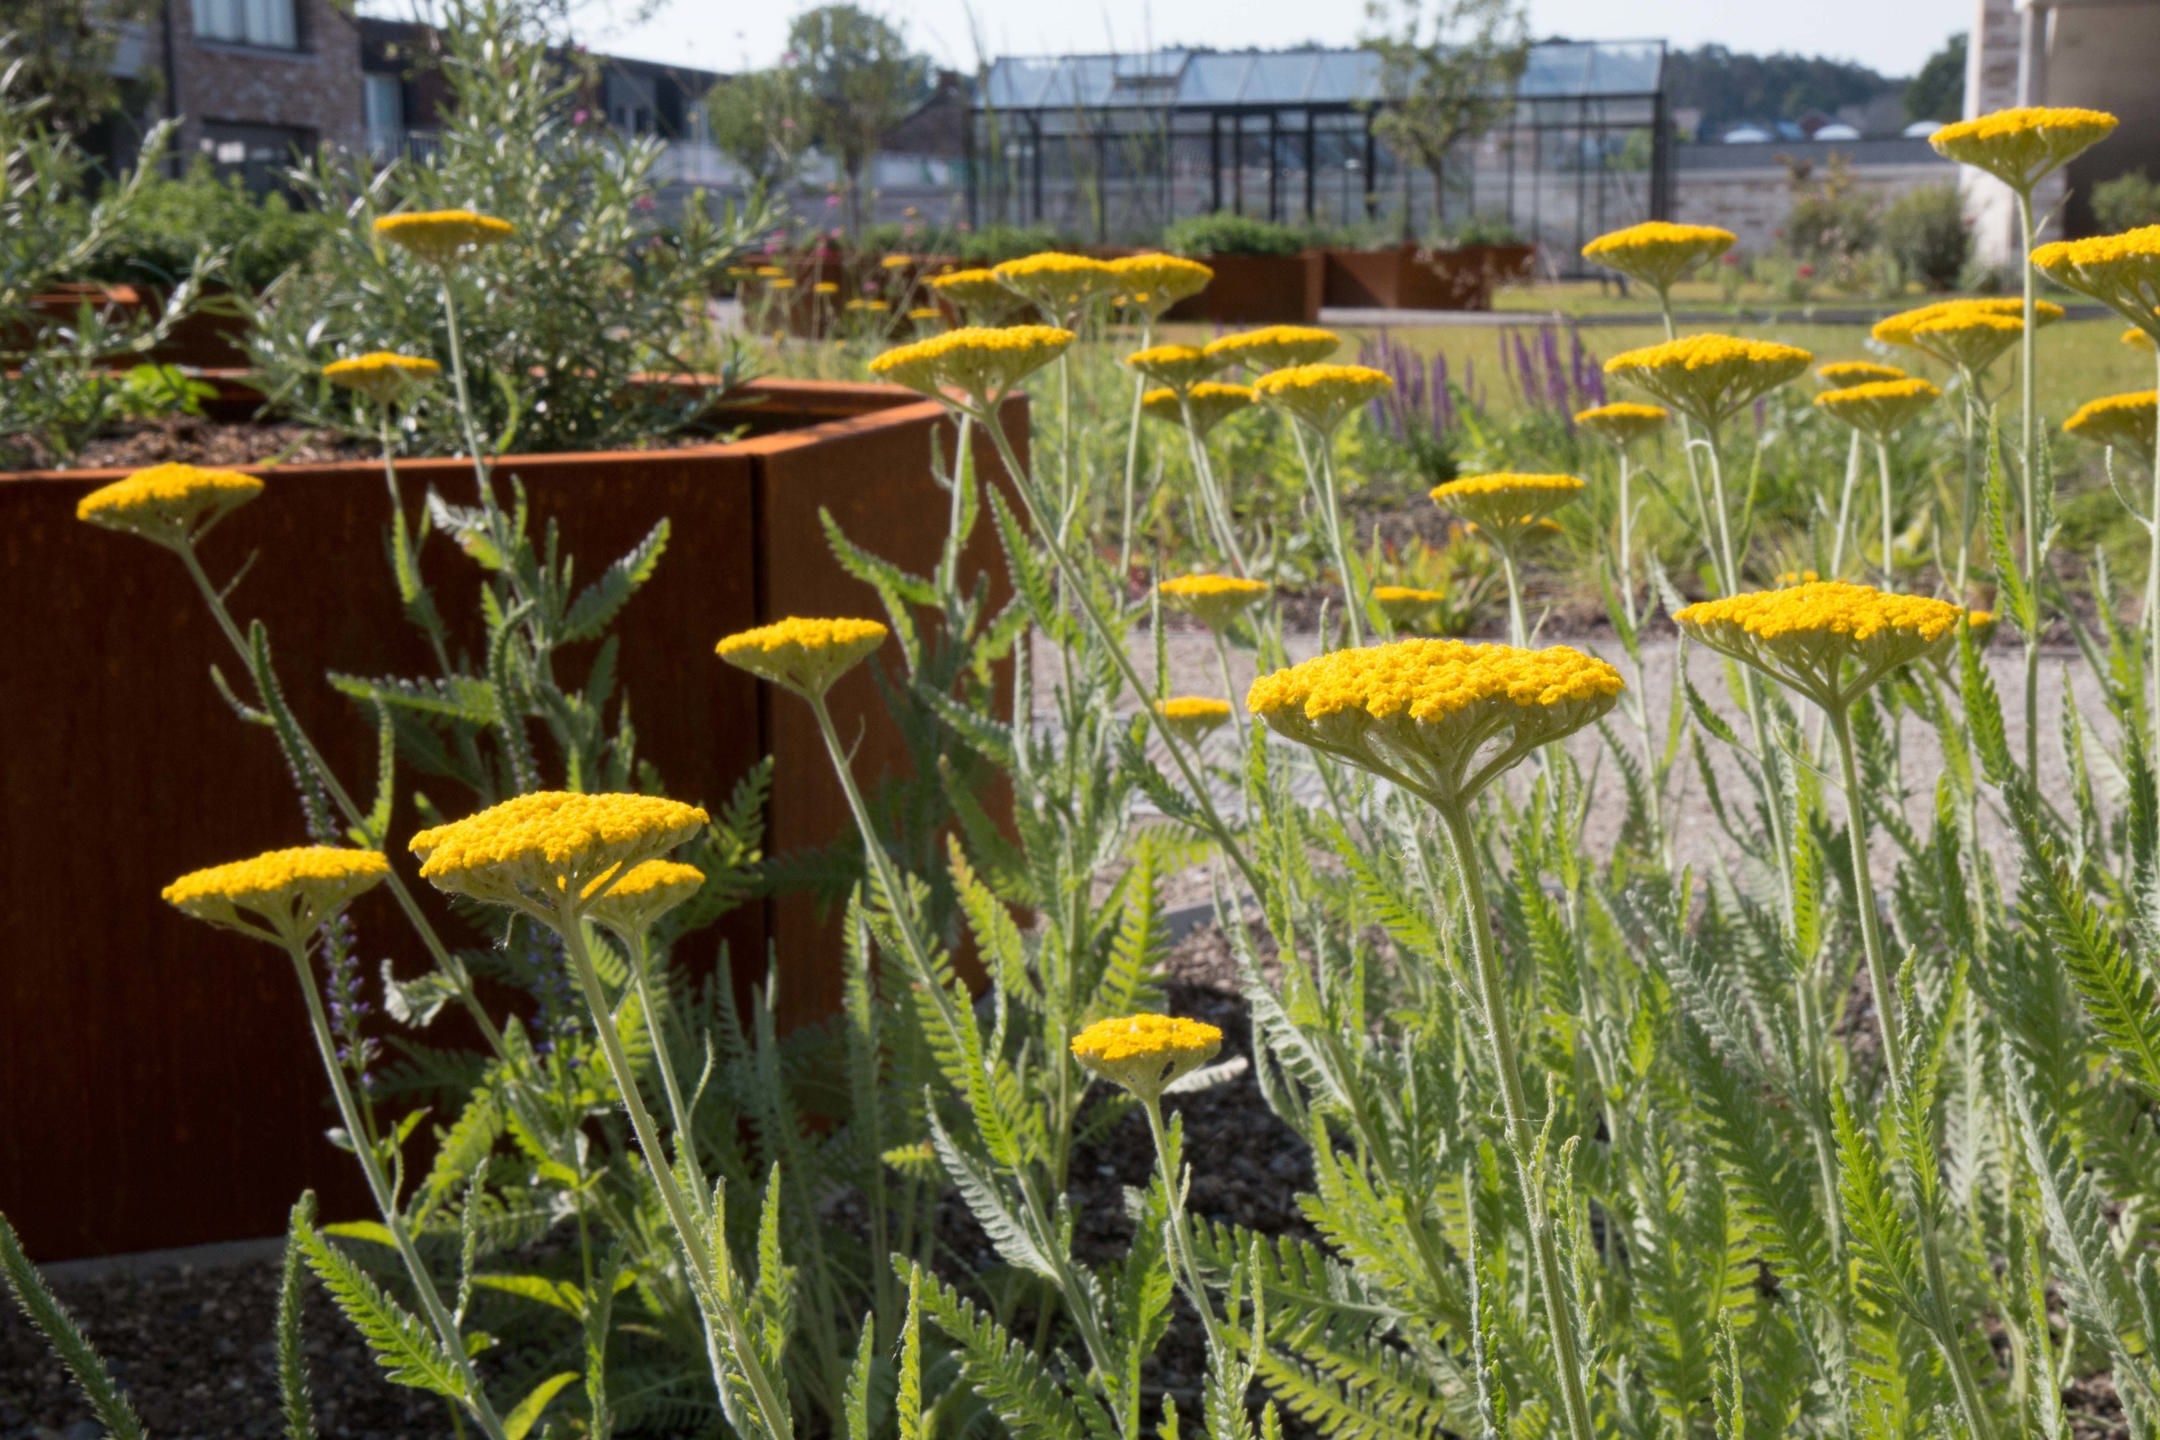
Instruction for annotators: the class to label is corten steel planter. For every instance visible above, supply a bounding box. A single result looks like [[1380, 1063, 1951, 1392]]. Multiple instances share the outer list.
[[14, 283, 251, 369], [0, 376, 1025, 1259], [1323, 245, 1524, 311], [1161, 252, 1324, 325]]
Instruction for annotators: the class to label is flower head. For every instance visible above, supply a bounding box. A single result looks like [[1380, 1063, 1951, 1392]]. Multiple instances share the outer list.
[[991, 252, 1121, 319], [881, 253, 914, 269], [1603, 333, 1811, 429], [927, 268, 1023, 323], [1071, 1013, 1223, 1100], [1673, 581, 1964, 710], [1372, 584, 1450, 629], [76, 463, 263, 547], [907, 306, 945, 324], [1812, 377, 1942, 440], [409, 792, 708, 917], [1106, 253, 1214, 319], [1817, 360, 1907, 387], [1154, 696, 1234, 745], [1906, 310, 2025, 374], [1247, 639, 1623, 808], [846, 297, 888, 312], [323, 351, 441, 407], [1580, 221, 1737, 293], [1141, 382, 1254, 436], [716, 616, 889, 698], [372, 209, 514, 267], [2063, 390, 2158, 466], [1872, 297, 2063, 353], [1124, 342, 1224, 393], [1159, 573, 1269, 631], [164, 846, 390, 948], [1430, 473, 1583, 546], [1251, 362, 1393, 434], [814, 281, 841, 295], [868, 325, 1075, 407], [2031, 227, 2160, 339], [584, 859, 705, 940], [1929, 106, 2117, 194], [1203, 325, 1341, 372], [1572, 401, 1668, 449]]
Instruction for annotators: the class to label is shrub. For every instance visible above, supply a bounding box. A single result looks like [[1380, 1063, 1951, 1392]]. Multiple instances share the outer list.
[[953, 223, 1065, 263], [2093, 167, 2160, 233], [1162, 210, 1305, 257], [1880, 182, 1971, 291], [1780, 154, 1878, 267], [79, 163, 323, 293]]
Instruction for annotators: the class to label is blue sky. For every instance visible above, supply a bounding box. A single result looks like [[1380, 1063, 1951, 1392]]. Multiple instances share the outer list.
[[574, 0, 1968, 80]]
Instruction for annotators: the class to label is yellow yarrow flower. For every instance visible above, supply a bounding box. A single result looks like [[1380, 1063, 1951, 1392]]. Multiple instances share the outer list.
[[1872, 297, 2062, 350], [1247, 639, 1623, 808], [868, 325, 1075, 408], [991, 251, 1121, 318], [1572, 401, 1668, 449], [1124, 343, 1224, 393], [1579, 221, 1736, 294], [1154, 696, 1234, 745], [2032, 227, 2160, 340], [1106, 253, 1214, 320], [583, 859, 706, 939], [1141, 382, 1254, 437], [1817, 361, 1907, 386], [753, 265, 789, 279], [76, 462, 263, 547], [1430, 473, 1584, 545], [928, 268, 1023, 322], [372, 209, 514, 267], [164, 846, 390, 948], [2063, 390, 2158, 466], [1251, 362, 1393, 434], [880, 254, 914, 269], [907, 306, 944, 323], [1812, 377, 1942, 440], [409, 791, 708, 917], [1203, 325, 1340, 372], [814, 281, 841, 295], [323, 351, 441, 406], [1777, 569, 1823, 587], [1604, 333, 1811, 429], [1159, 573, 1269, 631], [846, 297, 889, 312], [716, 616, 889, 698], [1371, 584, 1451, 628], [1674, 581, 1964, 710], [1907, 310, 2025, 374], [1071, 1013, 1224, 1100], [1929, 106, 2118, 193]]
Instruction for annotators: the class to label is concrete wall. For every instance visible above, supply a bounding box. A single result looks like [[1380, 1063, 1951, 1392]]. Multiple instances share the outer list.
[[1673, 141, 1957, 253]]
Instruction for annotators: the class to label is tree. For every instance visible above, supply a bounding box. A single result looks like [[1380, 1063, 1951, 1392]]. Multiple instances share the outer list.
[[0, 0, 160, 138], [1905, 33, 1966, 126], [705, 66, 812, 195], [1362, 0, 1529, 241], [787, 4, 931, 237]]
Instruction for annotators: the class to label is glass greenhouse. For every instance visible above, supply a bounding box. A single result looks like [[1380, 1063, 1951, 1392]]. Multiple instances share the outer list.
[[969, 41, 1670, 273]]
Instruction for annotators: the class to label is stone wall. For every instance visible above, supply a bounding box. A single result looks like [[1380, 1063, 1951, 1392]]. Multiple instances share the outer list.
[[1673, 141, 1957, 254]]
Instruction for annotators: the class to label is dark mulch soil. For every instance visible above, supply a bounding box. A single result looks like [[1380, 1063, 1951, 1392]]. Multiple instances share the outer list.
[[36, 417, 369, 472]]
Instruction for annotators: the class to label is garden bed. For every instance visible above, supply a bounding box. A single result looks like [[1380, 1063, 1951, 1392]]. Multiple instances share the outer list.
[[0, 375, 1025, 1260], [1322, 244, 1535, 311], [1161, 252, 1325, 325]]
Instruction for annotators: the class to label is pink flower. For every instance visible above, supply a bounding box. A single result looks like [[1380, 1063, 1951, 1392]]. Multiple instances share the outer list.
[[1797, 263, 1815, 279], [573, 108, 589, 125], [825, 195, 840, 209], [636, 195, 657, 212]]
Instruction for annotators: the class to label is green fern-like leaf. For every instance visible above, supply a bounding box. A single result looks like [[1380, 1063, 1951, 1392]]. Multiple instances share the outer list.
[[0, 1210, 147, 1440], [296, 1219, 469, 1399]]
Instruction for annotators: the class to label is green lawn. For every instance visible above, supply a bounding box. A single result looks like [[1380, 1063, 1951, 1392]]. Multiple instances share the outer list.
[[1486, 277, 1997, 318]]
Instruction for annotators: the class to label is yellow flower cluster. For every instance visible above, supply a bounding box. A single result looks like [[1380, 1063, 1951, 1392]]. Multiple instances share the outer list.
[[1154, 696, 1234, 744], [1817, 360, 1906, 386], [1203, 325, 1340, 372], [2063, 390, 2158, 462], [846, 298, 889, 312], [1141, 382, 1254, 436], [410, 791, 708, 915], [1372, 584, 1449, 628], [881, 254, 914, 269], [1579, 221, 1737, 292], [1907, 310, 2025, 373], [1674, 581, 1964, 709], [324, 351, 441, 406], [1247, 639, 1623, 807], [991, 252, 1120, 316], [1430, 473, 1584, 544], [716, 616, 890, 697], [164, 846, 390, 947], [2031, 227, 2160, 339], [868, 325, 1075, 404], [1159, 573, 1269, 630], [1124, 343, 1223, 393], [1106, 253, 1214, 318], [76, 463, 263, 545], [1070, 1013, 1224, 1099], [584, 859, 706, 938], [1929, 106, 2118, 192], [372, 209, 514, 266], [1871, 297, 2061, 349], [1572, 401, 1668, 448], [1812, 377, 1942, 439], [908, 306, 944, 323], [927, 268, 1021, 322], [1251, 362, 1394, 433], [1604, 333, 1812, 427]]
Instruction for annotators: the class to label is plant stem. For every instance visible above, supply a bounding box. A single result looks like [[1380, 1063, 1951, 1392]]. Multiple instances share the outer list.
[[1831, 429, 1860, 578], [2016, 189, 2042, 780], [1876, 437, 1897, 586], [1141, 1096, 1226, 1361], [1496, 541, 1527, 648], [627, 928, 709, 1222], [1433, 801, 1597, 1440], [285, 944, 511, 1440], [1314, 434, 1364, 645]]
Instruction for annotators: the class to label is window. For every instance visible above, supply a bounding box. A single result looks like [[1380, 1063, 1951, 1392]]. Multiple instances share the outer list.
[[198, 121, 312, 196], [194, 0, 298, 50], [364, 72, 404, 157]]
